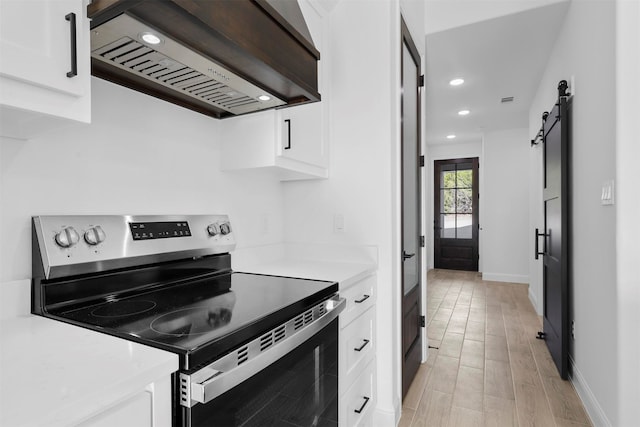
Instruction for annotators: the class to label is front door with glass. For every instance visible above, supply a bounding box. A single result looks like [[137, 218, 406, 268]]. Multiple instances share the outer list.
[[434, 158, 479, 271]]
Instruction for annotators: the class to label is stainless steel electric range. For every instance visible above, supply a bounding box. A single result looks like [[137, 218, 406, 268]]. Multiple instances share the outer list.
[[31, 215, 344, 427]]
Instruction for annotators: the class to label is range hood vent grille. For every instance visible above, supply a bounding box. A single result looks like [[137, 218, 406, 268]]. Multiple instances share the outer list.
[[91, 14, 286, 116], [95, 37, 261, 113]]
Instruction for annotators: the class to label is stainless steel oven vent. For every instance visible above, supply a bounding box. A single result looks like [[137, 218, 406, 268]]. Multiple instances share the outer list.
[[260, 333, 274, 351], [237, 346, 248, 365]]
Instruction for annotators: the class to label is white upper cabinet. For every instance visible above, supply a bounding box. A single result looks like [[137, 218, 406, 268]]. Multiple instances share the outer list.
[[221, 0, 329, 181], [0, 0, 91, 139]]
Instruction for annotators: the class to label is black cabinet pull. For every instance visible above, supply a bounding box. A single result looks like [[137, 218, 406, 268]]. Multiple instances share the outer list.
[[284, 119, 291, 150], [354, 294, 370, 304], [354, 339, 370, 352], [354, 396, 370, 414], [65, 13, 77, 78]]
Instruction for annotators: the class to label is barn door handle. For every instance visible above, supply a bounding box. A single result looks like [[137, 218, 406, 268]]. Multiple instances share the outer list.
[[534, 228, 548, 260], [402, 251, 415, 260], [65, 13, 77, 78]]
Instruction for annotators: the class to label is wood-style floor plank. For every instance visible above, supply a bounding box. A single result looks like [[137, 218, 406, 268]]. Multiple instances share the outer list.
[[401, 270, 592, 427], [403, 363, 432, 410], [448, 405, 484, 427], [452, 365, 484, 412], [484, 395, 519, 427]]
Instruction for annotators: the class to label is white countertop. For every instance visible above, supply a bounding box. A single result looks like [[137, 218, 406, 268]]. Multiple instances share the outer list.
[[238, 259, 376, 289], [0, 314, 178, 427]]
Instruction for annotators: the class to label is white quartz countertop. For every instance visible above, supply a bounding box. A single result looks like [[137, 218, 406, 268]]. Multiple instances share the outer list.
[[238, 259, 376, 288], [0, 314, 178, 427]]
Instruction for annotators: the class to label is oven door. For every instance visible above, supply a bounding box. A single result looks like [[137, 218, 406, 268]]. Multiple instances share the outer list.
[[180, 297, 344, 427]]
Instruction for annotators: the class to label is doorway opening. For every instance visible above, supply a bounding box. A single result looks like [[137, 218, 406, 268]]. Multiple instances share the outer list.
[[433, 157, 479, 271]]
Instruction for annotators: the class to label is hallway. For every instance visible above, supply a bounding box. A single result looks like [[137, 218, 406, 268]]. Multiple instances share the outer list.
[[399, 269, 592, 427]]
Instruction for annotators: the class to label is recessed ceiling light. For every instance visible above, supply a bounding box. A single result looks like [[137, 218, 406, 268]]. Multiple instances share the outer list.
[[258, 95, 271, 101], [449, 78, 464, 86], [446, 134, 456, 139], [140, 32, 162, 45], [458, 109, 470, 116]]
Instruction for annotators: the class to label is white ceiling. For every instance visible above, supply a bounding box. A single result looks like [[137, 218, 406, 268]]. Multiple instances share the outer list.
[[424, 1, 570, 145]]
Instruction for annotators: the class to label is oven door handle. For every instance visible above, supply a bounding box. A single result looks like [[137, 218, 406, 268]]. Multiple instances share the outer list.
[[185, 295, 346, 407]]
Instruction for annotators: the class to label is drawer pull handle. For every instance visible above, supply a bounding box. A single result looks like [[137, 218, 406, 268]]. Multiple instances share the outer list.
[[354, 294, 370, 304], [354, 396, 370, 414], [354, 339, 370, 352]]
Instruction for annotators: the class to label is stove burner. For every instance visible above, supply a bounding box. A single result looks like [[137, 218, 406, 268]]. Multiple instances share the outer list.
[[151, 306, 233, 337], [91, 300, 157, 318]]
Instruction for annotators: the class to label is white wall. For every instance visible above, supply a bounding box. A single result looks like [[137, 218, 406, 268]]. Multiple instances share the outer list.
[[527, 1, 618, 425], [424, 0, 569, 34], [425, 140, 482, 269], [0, 78, 285, 283], [283, 0, 422, 424], [482, 129, 529, 283], [615, 0, 640, 425]]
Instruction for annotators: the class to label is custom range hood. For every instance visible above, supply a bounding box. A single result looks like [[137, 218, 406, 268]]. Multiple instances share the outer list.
[[87, 0, 320, 118]]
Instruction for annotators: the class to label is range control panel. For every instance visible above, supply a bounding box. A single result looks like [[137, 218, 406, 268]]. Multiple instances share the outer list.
[[33, 215, 236, 279], [130, 221, 192, 240]]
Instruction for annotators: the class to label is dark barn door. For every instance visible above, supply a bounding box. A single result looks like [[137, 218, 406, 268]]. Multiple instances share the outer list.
[[537, 87, 571, 379], [434, 158, 479, 271]]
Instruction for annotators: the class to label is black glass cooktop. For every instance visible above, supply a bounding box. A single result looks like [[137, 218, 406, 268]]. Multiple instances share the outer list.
[[52, 272, 337, 371]]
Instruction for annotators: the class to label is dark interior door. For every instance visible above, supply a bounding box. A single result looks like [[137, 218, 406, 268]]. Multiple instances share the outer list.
[[400, 17, 423, 398], [434, 158, 479, 271], [539, 92, 571, 379]]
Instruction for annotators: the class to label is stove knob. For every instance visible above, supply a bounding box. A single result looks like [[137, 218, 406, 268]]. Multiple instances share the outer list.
[[207, 224, 220, 236], [220, 222, 231, 235], [84, 226, 106, 245], [55, 227, 80, 248]]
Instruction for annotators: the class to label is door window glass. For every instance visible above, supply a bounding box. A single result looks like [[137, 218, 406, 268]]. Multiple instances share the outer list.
[[439, 163, 473, 239]]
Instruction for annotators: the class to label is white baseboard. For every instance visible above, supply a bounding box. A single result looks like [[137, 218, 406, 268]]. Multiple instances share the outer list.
[[528, 286, 541, 314], [569, 356, 612, 427], [373, 398, 400, 427], [481, 272, 529, 284], [373, 408, 397, 427]]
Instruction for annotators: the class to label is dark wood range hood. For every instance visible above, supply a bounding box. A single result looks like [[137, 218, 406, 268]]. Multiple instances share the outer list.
[[88, 0, 321, 118]]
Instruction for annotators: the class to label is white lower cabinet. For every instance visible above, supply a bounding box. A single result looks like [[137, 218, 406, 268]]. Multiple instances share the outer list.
[[339, 273, 376, 426], [342, 307, 375, 387], [341, 359, 376, 427], [78, 376, 172, 427]]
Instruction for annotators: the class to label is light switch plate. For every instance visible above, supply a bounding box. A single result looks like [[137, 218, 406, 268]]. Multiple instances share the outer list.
[[601, 180, 615, 205]]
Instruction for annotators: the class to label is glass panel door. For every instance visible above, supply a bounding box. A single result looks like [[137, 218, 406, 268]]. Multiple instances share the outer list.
[[402, 42, 419, 296]]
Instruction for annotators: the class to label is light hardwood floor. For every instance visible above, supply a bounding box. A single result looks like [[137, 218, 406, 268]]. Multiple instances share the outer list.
[[399, 269, 592, 427]]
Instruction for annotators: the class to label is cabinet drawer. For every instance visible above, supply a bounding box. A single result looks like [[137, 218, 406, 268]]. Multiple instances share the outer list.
[[340, 274, 375, 328], [341, 360, 375, 427], [340, 307, 374, 389]]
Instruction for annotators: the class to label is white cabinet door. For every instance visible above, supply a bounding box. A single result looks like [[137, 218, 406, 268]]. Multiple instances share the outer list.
[[0, 0, 91, 139], [278, 0, 327, 167], [78, 376, 172, 427], [278, 103, 324, 166], [220, 0, 328, 180], [0, 0, 88, 96]]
